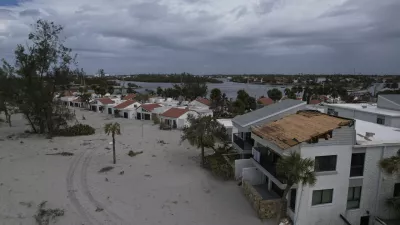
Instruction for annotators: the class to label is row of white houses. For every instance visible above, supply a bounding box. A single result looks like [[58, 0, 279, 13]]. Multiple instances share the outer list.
[[60, 92, 213, 129]]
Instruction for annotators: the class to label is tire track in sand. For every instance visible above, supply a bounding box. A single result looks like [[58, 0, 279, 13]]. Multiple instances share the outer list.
[[81, 149, 128, 224], [66, 152, 101, 225]]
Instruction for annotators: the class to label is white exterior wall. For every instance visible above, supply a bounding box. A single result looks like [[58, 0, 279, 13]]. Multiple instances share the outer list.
[[327, 106, 400, 127], [295, 144, 353, 225]]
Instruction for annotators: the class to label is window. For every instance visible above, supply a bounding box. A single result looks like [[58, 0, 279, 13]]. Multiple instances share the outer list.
[[290, 189, 297, 212], [394, 183, 400, 197], [350, 153, 365, 177], [347, 186, 362, 209], [315, 155, 337, 172], [377, 115, 385, 125], [312, 189, 333, 205]]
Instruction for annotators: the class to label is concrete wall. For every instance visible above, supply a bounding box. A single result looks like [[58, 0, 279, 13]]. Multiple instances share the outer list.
[[295, 144, 353, 225], [242, 167, 265, 185], [235, 159, 254, 180], [345, 145, 400, 224]]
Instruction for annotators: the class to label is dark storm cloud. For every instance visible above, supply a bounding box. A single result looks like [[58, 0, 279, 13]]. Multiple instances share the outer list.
[[0, 0, 399, 74]]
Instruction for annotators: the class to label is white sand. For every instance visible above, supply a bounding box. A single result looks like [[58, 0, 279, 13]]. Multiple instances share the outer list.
[[0, 110, 274, 225]]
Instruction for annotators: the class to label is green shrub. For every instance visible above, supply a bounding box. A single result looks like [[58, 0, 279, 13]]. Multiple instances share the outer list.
[[153, 116, 160, 125], [205, 154, 234, 180], [55, 124, 95, 136]]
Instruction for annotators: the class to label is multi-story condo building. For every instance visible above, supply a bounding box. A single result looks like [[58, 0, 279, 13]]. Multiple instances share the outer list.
[[325, 94, 400, 128], [231, 99, 306, 158], [238, 110, 399, 225]]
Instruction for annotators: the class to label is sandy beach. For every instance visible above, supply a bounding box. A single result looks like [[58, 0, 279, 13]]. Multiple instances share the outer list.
[[0, 109, 273, 225]]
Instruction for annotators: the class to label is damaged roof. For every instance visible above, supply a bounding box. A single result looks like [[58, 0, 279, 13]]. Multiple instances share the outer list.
[[251, 111, 353, 150]]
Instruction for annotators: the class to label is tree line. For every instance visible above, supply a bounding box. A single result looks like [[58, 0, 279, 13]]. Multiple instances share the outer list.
[[122, 73, 223, 83]]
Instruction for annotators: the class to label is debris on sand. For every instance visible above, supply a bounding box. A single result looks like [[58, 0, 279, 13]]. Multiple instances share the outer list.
[[34, 201, 64, 225], [19, 201, 33, 208], [119, 171, 124, 175], [157, 140, 168, 145], [105, 178, 109, 182], [128, 150, 143, 157], [151, 154, 156, 157], [98, 166, 114, 173], [95, 207, 104, 212], [144, 174, 152, 178], [105, 147, 111, 150], [45, 152, 74, 156]]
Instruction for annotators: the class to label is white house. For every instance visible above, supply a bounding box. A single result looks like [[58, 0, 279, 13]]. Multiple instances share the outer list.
[[217, 119, 237, 142], [159, 108, 198, 129], [325, 94, 400, 128], [136, 103, 162, 120], [231, 99, 306, 158], [60, 91, 77, 106], [90, 98, 115, 112], [236, 110, 400, 225], [113, 100, 141, 119], [189, 97, 211, 108]]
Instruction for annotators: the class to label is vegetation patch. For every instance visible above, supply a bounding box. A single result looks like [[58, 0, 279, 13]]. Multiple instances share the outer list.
[[55, 124, 95, 136], [205, 154, 234, 180], [34, 201, 64, 225], [98, 166, 114, 173]]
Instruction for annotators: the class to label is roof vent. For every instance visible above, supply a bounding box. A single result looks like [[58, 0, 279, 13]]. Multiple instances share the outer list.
[[365, 132, 375, 138]]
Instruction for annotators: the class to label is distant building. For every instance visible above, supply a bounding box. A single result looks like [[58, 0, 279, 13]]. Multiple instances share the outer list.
[[325, 94, 400, 128]]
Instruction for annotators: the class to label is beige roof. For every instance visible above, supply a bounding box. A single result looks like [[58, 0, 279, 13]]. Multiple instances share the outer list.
[[251, 111, 353, 150]]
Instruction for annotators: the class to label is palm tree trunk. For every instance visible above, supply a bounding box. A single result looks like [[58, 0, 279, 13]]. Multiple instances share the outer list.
[[277, 185, 292, 225], [201, 145, 205, 168], [112, 134, 116, 164]]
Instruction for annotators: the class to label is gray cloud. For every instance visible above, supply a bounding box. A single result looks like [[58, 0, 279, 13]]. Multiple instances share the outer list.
[[0, 0, 399, 74]]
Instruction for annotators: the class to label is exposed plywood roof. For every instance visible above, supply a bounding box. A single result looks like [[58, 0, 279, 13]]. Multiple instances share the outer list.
[[251, 111, 353, 150]]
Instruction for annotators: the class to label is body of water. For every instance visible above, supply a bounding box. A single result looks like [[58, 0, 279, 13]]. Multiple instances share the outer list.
[[120, 80, 292, 100]]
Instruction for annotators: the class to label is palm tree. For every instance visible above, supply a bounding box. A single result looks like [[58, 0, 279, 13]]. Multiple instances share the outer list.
[[104, 122, 121, 164], [276, 152, 317, 224]]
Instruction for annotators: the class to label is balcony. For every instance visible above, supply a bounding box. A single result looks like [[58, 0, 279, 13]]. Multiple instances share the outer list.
[[253, 147, 287, 184], [233, 133, 254, 151]]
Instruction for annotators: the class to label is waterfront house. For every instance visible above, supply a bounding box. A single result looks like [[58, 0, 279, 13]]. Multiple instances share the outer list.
[[325, 94, 400, 128], [122, 93, 136, 101], [113, 100, 141, 119], [236, 111, 400, 225], [60, 90, 77, 106], [231, 99, 306, 158], [136, 103, 162, 120], [90, 98, 115, 112], [159, 107, 199, 129], [189, 97, 211, 108]]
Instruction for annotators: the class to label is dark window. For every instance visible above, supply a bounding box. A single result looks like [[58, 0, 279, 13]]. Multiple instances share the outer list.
[[315, 155, 337, 172], [312, 189, 333, 205], [347, 186, 362, 209], [350, 153, 365, 177], [290, 189, 297, 212], [271, 182, 283, 198], [377, 116, 385, 125], [394, 183, 400, 197]]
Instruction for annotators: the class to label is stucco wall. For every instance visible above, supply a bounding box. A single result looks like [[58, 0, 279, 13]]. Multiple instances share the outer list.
[[235, 159, 253, 180], [295, 144, 353, 225], [377, 96, 400, 111]]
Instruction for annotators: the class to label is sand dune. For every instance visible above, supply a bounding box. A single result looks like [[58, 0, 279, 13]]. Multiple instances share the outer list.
[[0, 109, 273, 225]]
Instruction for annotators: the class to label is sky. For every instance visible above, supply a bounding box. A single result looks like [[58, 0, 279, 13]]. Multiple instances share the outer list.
[[0, 0, 399, 75]]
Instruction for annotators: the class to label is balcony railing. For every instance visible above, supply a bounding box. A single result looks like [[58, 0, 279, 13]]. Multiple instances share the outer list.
[[233, 133, 253, 151], [253, 147, 287, 184]]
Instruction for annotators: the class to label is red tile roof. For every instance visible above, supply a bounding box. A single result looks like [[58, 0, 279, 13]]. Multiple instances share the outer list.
[[195, 97, 211, 106], [140, 103, 162, 112], [114, 100, 137, 109], [258, 97, 274, 105], [161, 108, 189, 118], [123, 94, 136, 100], [309, 99, 322, 105], [98, 98, 115, 105]]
